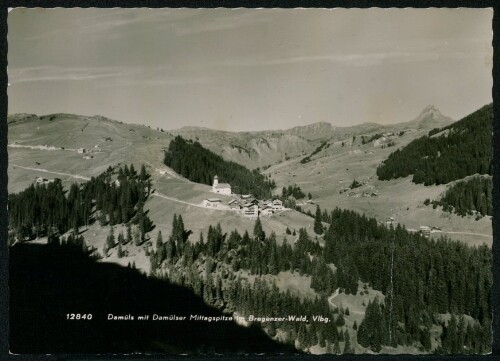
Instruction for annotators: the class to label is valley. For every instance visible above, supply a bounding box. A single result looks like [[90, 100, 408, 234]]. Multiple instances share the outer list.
[[6, 104, 493, 355]]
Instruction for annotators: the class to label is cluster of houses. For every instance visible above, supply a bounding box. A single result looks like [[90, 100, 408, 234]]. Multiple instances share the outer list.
[[78, 145, 102, 159], [203, 196, 284, 218], [384, 217, 435, 238], [203, 176, 284, 218]]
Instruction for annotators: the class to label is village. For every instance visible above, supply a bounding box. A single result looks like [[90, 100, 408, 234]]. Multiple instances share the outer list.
[[202, 175, 285, 218]]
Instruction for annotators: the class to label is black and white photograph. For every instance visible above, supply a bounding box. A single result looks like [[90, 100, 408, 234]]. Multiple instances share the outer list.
[[6, 7, 494, 355]]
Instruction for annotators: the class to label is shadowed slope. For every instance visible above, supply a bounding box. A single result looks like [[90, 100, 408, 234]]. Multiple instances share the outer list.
[[9, 243, 298, 354]]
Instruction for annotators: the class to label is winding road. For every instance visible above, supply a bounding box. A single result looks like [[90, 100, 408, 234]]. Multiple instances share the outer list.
[[10, 164, 91, 181]]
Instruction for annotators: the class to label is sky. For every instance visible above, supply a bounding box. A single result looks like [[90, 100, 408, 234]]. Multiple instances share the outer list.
[[7, 8, 493, 132]]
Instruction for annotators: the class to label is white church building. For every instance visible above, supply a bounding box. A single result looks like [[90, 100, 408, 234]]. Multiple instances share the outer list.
[[212, 175, 231, 195]]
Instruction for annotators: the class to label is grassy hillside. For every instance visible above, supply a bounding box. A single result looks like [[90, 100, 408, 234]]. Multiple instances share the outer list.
[[8, 110, 492, 249], [263, 110, 491, 247]]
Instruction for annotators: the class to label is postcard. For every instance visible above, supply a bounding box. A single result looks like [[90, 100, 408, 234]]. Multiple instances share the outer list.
[[7, 7, 493, 355]]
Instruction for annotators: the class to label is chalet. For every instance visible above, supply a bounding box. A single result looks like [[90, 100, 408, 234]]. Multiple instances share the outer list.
[[419, 226, 431, 238], [77, 148, 86, 154], [272, 199, 284, 210], [230, 202, 242, 210], [242, 201, 258, 209], [242, 204, 259, 217], [245, 197, 258, 205], [261, 206, 274, 216], [228, 199, 242, 210], [384, 217, 395, 228], [212, 175, 231, 195], [204, 198, 222, 208]]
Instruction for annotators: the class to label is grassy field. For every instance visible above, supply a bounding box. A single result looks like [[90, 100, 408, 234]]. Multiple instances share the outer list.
[[265, 130, 492, 247]]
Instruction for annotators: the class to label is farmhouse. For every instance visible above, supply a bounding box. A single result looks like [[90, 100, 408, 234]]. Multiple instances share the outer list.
[[83, 155, 94, 160], [77, 148, 86, 154], [419, 226, 431, 238], [212, 175, 231, 195], [228, 199, 242, 210], [204, 198, 222, 208], [272, 199, 283, 210], [261, 206, 274, 216], [242, 204, 259, 218]]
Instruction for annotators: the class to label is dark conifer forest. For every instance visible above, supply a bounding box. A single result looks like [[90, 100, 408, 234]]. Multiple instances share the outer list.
[[149, 208, 491, 354], [8, 164, 153, 243], [164, 136, 275, 198], [376, 104, 492, 185], [427, 176, 493, 217]]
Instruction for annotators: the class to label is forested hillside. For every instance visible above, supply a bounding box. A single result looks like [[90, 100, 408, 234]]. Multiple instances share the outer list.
[[149, 208, 491, 354], [164, 136, 276, 198], [8, 164, 153, 244], [376, 104, 492, 185], [427, 176, 493, 218]]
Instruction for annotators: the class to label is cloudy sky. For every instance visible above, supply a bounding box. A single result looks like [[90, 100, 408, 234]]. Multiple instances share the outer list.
[[8, 8, 492, 131]]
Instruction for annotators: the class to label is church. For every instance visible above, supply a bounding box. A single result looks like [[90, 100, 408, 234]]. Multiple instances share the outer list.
[[212, 175, 231, 195]]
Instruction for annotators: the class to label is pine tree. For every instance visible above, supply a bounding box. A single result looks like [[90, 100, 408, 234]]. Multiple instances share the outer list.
[[314, 205, 323, 235], [106, 226, 115, 249], [117, 243, 123, 258], [118, 231, 125, 245], [343, 330, 353, 354], [253, 217, 265, 241], [156, 230, 165, 263], [126, 222, 132, 244], [333, 340, 341, 354]]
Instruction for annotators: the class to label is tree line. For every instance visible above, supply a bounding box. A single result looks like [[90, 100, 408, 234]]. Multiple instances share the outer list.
[[425, 176, 492, 218], [164, 136, 276, 198], [376, 104, 492, 185], [8, 164, 153, 244], [149, 207, 491, 354]]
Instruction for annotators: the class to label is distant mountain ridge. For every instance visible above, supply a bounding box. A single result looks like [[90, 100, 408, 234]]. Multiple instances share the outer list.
[[169, 105, 454, 168], [7, 105, 455, 170]]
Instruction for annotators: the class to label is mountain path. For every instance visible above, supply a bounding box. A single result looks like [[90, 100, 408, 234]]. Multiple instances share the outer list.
[[439, 231, 492, 238], [10, 164, 91, 181], [327, 288, 340, 309]]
